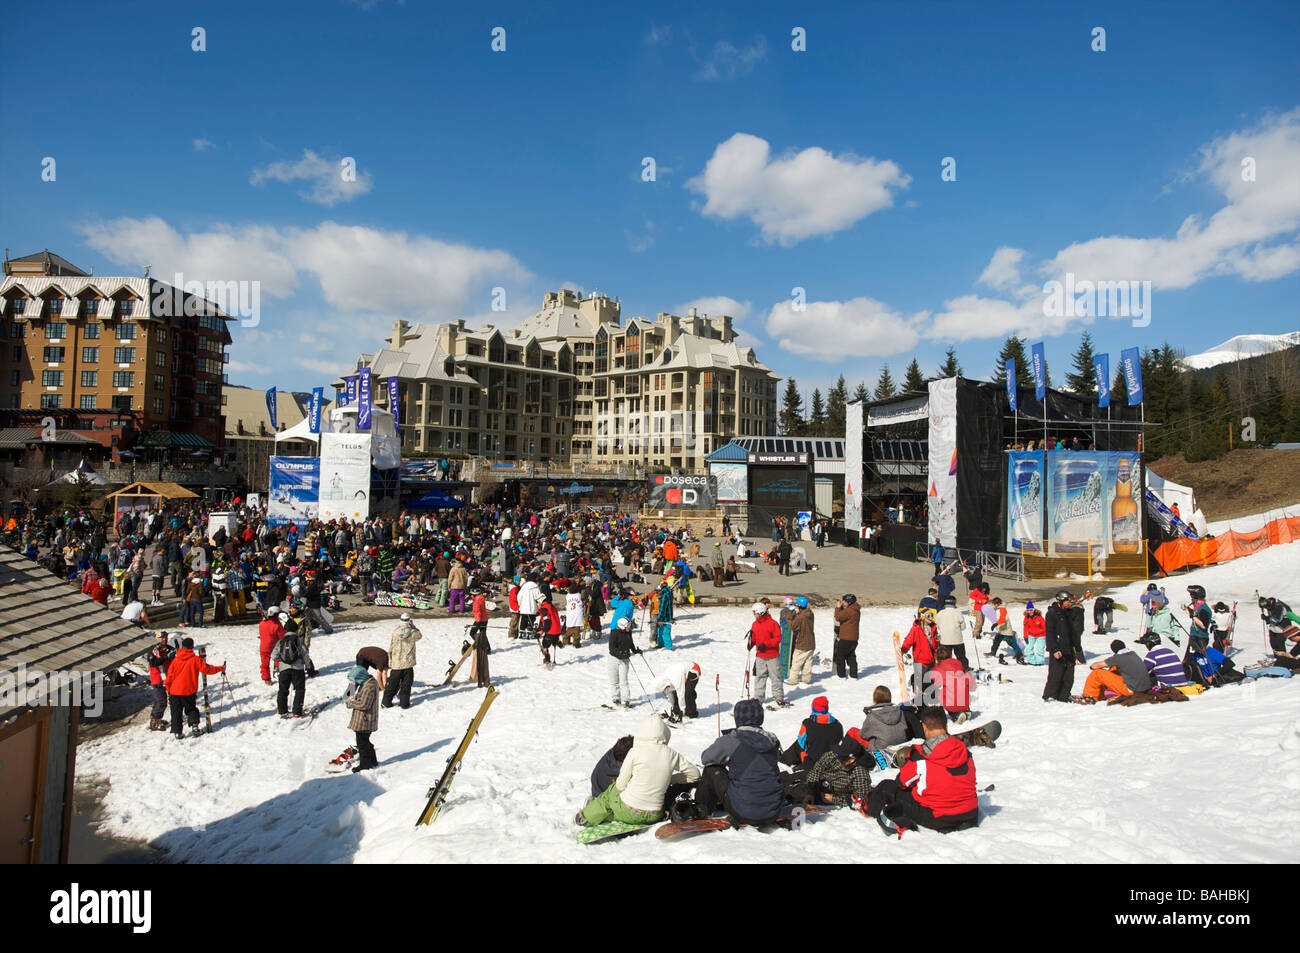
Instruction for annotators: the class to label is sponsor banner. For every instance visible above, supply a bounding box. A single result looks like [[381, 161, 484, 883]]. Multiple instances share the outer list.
[[844, 400, 863, 533], [358, 367, 372, 431], [1005, 359, 1017, 411], [710, 462, 748, 502], [268, 456, 319, 527], [345, 375, 357, 406], [1094, 353, 1110, 409], [926, 377, 958, 548], [1005, 451, 1044, 553], [1044, 451, 1143, 556], [265, 387, 277, 431], [1031, 343, 1047, 402], [1121, 347, 1143, 404], [745, 452, 809, 465], [308, 387, 323, 433], [387, 377, 400, 426], [318, 433, 372, 521], [647, 473, 716, 509]]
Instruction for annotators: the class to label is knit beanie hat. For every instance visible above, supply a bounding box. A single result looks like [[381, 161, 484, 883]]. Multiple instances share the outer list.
[[733, 698, 764, 728], [811, 695, 830, 714]]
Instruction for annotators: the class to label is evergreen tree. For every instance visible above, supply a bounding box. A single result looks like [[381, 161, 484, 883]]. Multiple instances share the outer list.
[[779, 378, 805, 435], [809, 388, 827, 435], [852, 381, 870, 404], [826, 376, 848, 435], [874, 364, 896, 400], [993, 336, 1033, 391], [902, 358, 926, 393], [1065, 331, 1098, 398], [1111, 368, 1128, 408], [935, 346, 961, 379]]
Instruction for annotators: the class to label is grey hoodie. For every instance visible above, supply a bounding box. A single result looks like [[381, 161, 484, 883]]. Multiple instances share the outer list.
[[860, 703, 911, 748]]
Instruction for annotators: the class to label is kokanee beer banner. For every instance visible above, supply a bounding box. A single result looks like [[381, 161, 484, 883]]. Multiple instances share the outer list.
[[268, 456, 320, 527], [1040, 450, 1143, 556], [319, 432, 372, 521], [1006, 451, 1044, 553], [844, 400, 864, 533], [927, 377, 958, 548], [647, 473, 716, 509]]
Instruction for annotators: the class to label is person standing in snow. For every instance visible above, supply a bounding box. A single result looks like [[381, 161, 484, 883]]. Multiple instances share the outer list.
[[576, 715, 700, 829], [747, 602, 786, 708], [345, 664, 380, 772], [786, 596, 816, 686], [469, 587, 492, 688], [259, 609, 286, 685], [538, 592, 563, 669], [1042, 590, 1085, 703], [382, 613, 422, 709], [271, 620, 312, 718], [608, 616, 639, 707], [146, 631, 175, 731], [654, 577, 675, 649], [165, 637, 226, 738]]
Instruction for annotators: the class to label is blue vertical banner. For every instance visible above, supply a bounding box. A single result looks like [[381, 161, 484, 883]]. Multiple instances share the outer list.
[[1030, 342, 1046, 402], [357, 366, 372, 431], [387, 377, 400, 426], [308, 387, 323, 433], [1095, 353, 1110, 408], [265, 387, 277, 431], [1121, 347, 1143, 404], [1005, 358, 1017, 411], [345, 375, 357, 406]]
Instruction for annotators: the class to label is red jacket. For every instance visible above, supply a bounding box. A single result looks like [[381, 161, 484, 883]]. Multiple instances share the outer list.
[[899, 735, 978, 817], [90, 579, 111, 605], [901, 621, 937, 666], [539, 601, 562, 636], [932, 657, 971, 713], [259, 618, 285, 654], [969, 589, 989, 613], [165, 647, 224, 696], [508, 585, 520, 612], [472, 594, 488, 623], [749, 614, 783, 659], [1023, 612, 1046, 639]]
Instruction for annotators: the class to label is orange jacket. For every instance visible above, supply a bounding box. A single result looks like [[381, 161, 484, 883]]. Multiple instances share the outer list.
[[165, 647, 225, 696]]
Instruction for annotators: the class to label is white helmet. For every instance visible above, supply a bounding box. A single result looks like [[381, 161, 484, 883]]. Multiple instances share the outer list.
[[400, 612, 411, 622], [617, 617, 632, 630], [752, 602, 768, 615]]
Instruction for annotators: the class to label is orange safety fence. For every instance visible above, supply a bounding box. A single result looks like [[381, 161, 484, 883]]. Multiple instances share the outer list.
[[1154, 516, 1300, 573]]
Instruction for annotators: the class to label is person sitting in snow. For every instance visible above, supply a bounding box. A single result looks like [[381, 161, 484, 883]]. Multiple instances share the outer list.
[[780, 695, 843, 768], [1077, 638, 1154, 703], [858, 705, 979, 835], [1260, 596, 1300, 655], [860, 685, 923, 750], [696, 699, 788, 825], [1136, 632, 1188, 688], [795, 732, 874, 808], [576, 715, 700, 829], [589, 735, 635, 798]]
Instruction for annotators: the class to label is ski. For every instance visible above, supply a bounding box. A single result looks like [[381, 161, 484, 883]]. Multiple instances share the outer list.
[[656, 805, 832, 841], [197, 645, 214, 734], [891, 630, 909, 703], [415, 686, 500, 826]]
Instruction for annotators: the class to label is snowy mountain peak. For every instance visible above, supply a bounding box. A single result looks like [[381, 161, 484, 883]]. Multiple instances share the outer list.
[[1180, 332, 1300, 370]]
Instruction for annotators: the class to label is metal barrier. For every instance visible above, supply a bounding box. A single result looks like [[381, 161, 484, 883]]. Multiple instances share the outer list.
[[914, 543, 1025, 581]]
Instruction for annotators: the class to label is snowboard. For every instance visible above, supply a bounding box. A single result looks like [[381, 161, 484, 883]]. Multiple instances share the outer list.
[[779, 616, 793, 680], [375, 591, 433, 610], [415, 686, 500, 826], [576, 821, 654, 845], [442, 640, 474, 686], [656, 805, 831, 841], [884, 720, 1002, 767], [892, 630, 909, 703]]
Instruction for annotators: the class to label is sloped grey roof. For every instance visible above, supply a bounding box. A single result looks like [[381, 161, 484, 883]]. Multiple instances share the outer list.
[[1, 549, 158, 719], [5, 250, 89, 275], [0, 428, 99, 449]]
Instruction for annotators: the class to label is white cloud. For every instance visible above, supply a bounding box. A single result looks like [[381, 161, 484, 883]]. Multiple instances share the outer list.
[[765, 297, 922, 360], [250, 149, 374, 206], [646, 25, 672, 45], [226, 359, 270, 374], [925, 293, 1061, 343], [978, 246, 1027, 291], [695, 36, 768, 80], [673, 295, 752, 320], [192, 138, 215, 152], [1043, 108, 1300, 290], [626, 219, 656, 254], [687, 133, 910, 245]]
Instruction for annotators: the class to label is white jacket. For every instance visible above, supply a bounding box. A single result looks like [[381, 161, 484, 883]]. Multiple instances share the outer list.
[[936, 606, 965, 646], [516, 581, 540, 615], [616, 716, 701, 813], [564, 592, 584, 628], [655, 662, 695, 699]]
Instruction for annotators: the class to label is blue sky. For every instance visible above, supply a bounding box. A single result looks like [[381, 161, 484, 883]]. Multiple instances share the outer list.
[[2, 0, 1298, 400]]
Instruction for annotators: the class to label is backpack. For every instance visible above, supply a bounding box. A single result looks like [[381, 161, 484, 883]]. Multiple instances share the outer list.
[[279, 632, 303, 665]]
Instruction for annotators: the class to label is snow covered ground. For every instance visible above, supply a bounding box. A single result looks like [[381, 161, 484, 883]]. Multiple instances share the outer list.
[[78, 542, 1300, 863], [1206, 503, 1300, 537]]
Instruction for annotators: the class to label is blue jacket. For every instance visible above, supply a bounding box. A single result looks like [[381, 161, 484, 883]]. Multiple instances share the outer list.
[[930, 544, 945, 563], [701, 727, 787, 823], [933, 573, 956, 602], [609, 597, 635, 631]]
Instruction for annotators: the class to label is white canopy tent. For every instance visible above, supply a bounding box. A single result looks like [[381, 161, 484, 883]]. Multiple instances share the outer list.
[[1145, 468, 1208, 537], [274, 405, 401, 469]]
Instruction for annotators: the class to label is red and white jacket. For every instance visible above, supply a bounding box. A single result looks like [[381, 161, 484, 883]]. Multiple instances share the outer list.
[[901, 620, 937, 666], [899, 735, 978, 817]]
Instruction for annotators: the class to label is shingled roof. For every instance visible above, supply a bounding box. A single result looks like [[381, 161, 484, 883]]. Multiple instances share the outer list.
[[1, 548, 158, 719]]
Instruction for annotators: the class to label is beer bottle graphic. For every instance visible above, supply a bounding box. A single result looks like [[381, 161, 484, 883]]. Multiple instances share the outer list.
[[1111, 456, 1140, 553]]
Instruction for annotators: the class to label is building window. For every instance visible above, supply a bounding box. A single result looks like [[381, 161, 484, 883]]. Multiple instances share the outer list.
[[80, 395, 97, 410], [84, 299, 99, 316], [113, 371, 134, 388], [47, 298, 63, 315], [82, 347, 98, 363], [9, 370, 18, 387], [9, 321, 25, 339], [81, 371, 98, 388], [112, 395, 132, 411], [113, 347, 137, 364], [40, 394, 63, 409], [10, 298, 26, 315], [154, 374, 165, 391], [41, 370, 64, 387], [152, 398, 164, 414], [117, 322, 137, 340], [84, 322, 100, 339], [10, 346, 21, 361], [117, 299, 133, 315], [155, 351, 166, 368], [43, 346, 65, 363], [46, 322, 67, 339]]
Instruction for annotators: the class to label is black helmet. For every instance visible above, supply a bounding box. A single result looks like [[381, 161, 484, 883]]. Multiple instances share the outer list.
[[1187, 584, 1206, 601], [1146, 583, 1158, 591], [841, 594, 857, 605], [1055, 589, 1074, 604], [1212, 601, 1230, 613], [1135, 632, 1160, 650]]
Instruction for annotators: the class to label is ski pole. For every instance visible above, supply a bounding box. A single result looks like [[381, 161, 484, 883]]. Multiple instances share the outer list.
[[715, 673, 721, 737]]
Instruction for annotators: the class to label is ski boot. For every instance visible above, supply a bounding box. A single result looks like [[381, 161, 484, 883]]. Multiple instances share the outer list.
[[669, 794, 699, 823], [189, 726, 204, 737], [954, 710, 971, 724], [998, 654, 1007, 665], [877, 809, 911, 838], [148, 717, 169, 731]]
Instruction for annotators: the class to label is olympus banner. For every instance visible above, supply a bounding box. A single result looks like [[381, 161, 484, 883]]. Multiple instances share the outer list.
[[647, 473, 716, 509]]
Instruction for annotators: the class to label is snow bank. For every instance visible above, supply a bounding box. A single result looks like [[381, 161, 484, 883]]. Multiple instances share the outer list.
[[77, 541, 1300, 863]]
